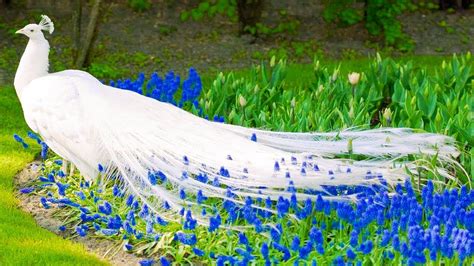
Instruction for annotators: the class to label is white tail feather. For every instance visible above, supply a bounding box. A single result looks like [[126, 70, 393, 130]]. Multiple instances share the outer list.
[[72, 76, 459, 226], [27, 71, 461, 227]]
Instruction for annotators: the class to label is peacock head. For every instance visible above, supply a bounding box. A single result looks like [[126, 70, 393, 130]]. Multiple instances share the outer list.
[[15, 15, 54, 39]]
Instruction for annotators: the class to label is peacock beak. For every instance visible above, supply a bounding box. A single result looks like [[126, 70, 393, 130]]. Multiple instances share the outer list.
[[15, 29, 24, 35]]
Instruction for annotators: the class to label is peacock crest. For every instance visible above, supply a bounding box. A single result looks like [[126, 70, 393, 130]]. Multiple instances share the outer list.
[[38, 15, 54, 34]]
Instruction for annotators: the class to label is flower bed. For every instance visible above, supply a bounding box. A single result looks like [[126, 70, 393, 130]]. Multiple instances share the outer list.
[[16, 55, 473, 265]]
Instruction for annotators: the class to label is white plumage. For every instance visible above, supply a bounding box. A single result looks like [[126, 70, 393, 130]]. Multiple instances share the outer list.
[[14, 16, 459, 225]]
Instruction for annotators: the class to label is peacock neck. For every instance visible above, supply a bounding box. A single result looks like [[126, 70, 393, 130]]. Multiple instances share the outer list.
[[14, 37, 50, 99]]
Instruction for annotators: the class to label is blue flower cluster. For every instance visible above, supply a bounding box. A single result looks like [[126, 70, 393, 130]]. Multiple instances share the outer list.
[[30, 153, 474, 265], [13, 134, 28, 149], [108, 68, 225, 122], [109, 68, 201, 110]]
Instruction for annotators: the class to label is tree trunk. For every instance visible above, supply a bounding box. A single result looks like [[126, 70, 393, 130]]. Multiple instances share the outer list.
[[236, 0, 264, 36], [439, 0, 457, 9], [1, 0, 11, 7], [72, 0, 82, 65], [75, 0, 101, 68], [461, 0, 471, 9]]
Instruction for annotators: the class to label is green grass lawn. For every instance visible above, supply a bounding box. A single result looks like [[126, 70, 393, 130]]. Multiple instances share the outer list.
[[0, 86, 107, 265], [200, 55, 458, 89]]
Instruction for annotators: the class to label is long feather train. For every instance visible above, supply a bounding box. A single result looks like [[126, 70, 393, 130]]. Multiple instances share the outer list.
[[20, 70, 460, 227]]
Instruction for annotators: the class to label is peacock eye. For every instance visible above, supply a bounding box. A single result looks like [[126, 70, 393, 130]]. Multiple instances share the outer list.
[[30, 29, 34, 32]]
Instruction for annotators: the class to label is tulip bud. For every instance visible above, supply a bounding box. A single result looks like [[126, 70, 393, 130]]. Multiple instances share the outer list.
[[347, 138, 353, 154], [331, 69, 339, 82], [348, 72, 361, 86], [239, 95, 247, 107], [435, 111, 442, 124], [318, 84, 324, 93], [376, 53, 382, 63], [254, 84, 259, 93], [270, 56, 276, 67], [313, 60, 320, 71], [349, 104, 354, 119], [383, 108, 392, 125], [229, 109, 236, 121]]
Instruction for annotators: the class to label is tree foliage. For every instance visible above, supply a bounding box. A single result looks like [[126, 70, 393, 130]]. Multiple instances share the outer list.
[[323, 0, 414, 51]]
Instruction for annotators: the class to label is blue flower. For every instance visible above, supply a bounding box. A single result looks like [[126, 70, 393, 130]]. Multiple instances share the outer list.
[[219, 167, 230, 177], [159, 256, 170, 266], [112, 185, 121, 197], [238, 232, 249, 246], [123, 221, 134, 235], [175, 232, 197, 245], [309, 227, 323, 245], [274, 161, 280, 171], [350, 230, 359, 247], [261, 242, 269, 259], [333, 256, 344, 266], [100, 229, 118, 236], [197, 190, 206, 204], [98, 201, 112, 215], [179, 189, 186, 200], [380, 229, 391, 246], [209, 214, 221, 232], [184, 210, 197, 230], [107, 215, 122, 230], [316, 244, 325, 255], [273, 242, 291, 261], [250, 133, 257, 142], [57, 198, 80, 208], [291, 156, 297, 165], [139, 259, 154, 266], [347, 248, 356, 260], [359, 240, 373, 255], [276, 196, 289, 217], [316, 195, 325, 211], [56, 182, 70, 196], [193, 247, 205, 257], [148, 172, 157, 185], [139, 204, 149, 218], [19, 187, 35, 194], [301, 168, 306, 176], [156, 171, 167, 183], [13, 134, 27, 148], [40, 142, 48, 158], [27, 131, 42, 144], [291, 236, 300, 251], [156, 216, 168, 226], [126, 210, 136, 225], [76, 225, 88, 237], [270, 224, 282, 243], [299, 242, 312, 259]]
